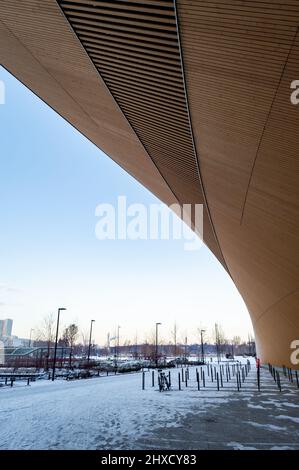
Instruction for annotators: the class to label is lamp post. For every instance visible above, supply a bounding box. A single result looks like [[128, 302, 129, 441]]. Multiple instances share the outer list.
[[29, 328, 35, 348], [155, 322, 161, 367], [87, 319, 95, 365], [52, 307, 66, 381], [117, 325, 121, 361], [200, 329, 205, 364], [184, 336, 188, 365]]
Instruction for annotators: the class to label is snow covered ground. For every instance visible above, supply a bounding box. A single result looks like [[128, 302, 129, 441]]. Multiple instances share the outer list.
[[0, 359, 298, 450]]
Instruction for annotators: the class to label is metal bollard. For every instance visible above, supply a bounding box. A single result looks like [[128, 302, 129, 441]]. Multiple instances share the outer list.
[[277, 371, 282, 392], [178, 372, 181, 391], [152, 370, 154, 387], [168, 371, 171, 387], [216, 372, 220, 391], [203, 370, 206, 387], [142, 372, 145, 390], [238, 371, 242, 388]]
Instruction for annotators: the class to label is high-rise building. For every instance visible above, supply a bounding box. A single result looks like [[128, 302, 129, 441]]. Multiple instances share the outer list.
[[2, 319, 13, 337], [0, 318, 13, 337]]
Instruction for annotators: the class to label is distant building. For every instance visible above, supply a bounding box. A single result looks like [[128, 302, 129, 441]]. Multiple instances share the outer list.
[[0, 318, 14, 347], [1, 318, 13, 337]]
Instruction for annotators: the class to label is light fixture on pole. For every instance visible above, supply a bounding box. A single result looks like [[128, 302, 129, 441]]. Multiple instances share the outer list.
[[117, 325, 121, 360], [200, 329, 205, 364], [155, 322, 161, 367], [52, 307, 66, 381], [87, 319, 95, 365]]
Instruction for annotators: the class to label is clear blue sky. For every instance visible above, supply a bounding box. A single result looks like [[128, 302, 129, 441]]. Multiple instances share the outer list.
[[0, 66, 253, 345]]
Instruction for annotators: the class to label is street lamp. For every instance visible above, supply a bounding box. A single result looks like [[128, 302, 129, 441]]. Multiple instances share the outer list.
[[52, 307, 66, 381], [184, 336, 188, 365], [200, 329, 205, 364], [87, 319, 95, 365], [29, 328, 35, 348], [117, 325, 121, 360], [155, 322, 161, 367]]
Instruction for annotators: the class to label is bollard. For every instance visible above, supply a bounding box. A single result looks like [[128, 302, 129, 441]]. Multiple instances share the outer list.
[[226, 366, 229, 383], [107, 371, 109, 376], [142, 372, 145, 390], [207, 363, 210, 376], [196, 371, 200, 390], [238, 371, 242, 388], [178, 372, 181, 391], [203, 370, 206, 387], [10, 379, 13, 388], [220, 371, 223, 388], [182, 369, 184, 383], [5, 377, 7, 385], [211, 367, 214, 382], [168, 371, 171, 387], [277, 371, 282, 392], [27, 378, 30, 386], [152, 370, 154, 387], [185, 373, 188, 388], [236, 374, 240, 392], [257, 364, 261, 392], [216, 372, 220, 391], [228, 366, 231, 380]]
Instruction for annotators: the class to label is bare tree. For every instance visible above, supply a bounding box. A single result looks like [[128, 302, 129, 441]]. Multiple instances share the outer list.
[[81, 330, 89, 357], [62, 324, 79, 348], [62, 324, 78, 367], [171, 322, 178, 357], [34, 314, 56, 370]]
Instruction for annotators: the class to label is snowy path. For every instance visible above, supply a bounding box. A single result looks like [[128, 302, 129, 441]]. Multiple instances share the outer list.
[[0, 361, 298, 450]]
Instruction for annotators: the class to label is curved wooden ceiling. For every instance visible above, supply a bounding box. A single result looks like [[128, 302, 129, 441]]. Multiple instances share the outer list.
[[57, 0, 226, 267]]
